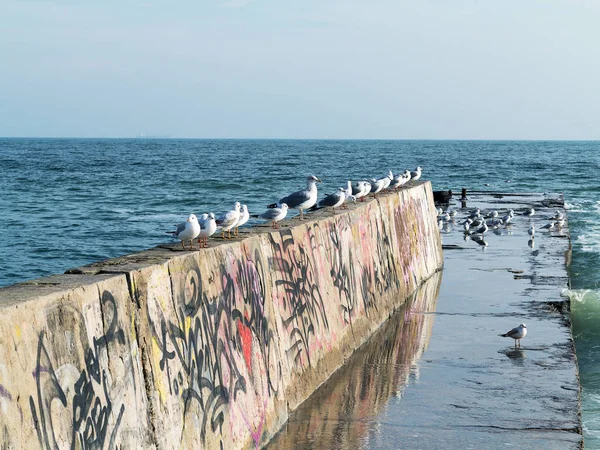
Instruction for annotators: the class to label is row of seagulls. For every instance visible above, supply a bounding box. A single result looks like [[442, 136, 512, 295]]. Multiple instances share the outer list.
[[168, 167, 423, 250]]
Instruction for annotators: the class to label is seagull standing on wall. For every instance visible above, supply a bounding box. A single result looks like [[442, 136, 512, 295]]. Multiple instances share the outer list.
[[198, 212, 217, 248], [216, 202, 241, 239], [410, 166, 422, 181], [318, 187, 346, 214], [370, 178, 386, 198], [167, 214, 201, 250], [235, 204, 250, 236], [269, 175, 322, 220], [258, 203, 289, 228]]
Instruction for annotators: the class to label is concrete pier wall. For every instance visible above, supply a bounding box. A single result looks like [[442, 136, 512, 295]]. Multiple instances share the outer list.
[[0, 182, 443, 449]]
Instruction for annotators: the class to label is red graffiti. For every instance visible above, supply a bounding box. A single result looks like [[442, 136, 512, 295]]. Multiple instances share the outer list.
[[237, 318, 253, 373]]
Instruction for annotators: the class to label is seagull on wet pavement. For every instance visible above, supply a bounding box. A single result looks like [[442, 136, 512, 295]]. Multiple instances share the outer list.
[[525, 208, 535, 217], [528, 224, 535, 238], [500, 324, 527, 348], [540, 221, 556, 231]]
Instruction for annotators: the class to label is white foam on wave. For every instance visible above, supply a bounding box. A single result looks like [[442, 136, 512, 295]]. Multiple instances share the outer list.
[[563, 288, 596, 303]]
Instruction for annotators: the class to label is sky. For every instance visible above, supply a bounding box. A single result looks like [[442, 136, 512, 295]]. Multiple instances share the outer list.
[[1, 0, 599, 139]]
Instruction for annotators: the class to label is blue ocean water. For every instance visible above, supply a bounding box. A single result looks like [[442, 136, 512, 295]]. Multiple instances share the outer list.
[[1, 139, 599, 445]]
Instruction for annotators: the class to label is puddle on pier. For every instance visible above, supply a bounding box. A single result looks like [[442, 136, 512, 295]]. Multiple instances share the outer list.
[[266, 271, 442, 450]]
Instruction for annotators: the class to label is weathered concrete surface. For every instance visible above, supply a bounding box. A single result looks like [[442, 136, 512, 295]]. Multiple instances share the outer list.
[[0, 182, 442, 449], [266, 192, 582, 449]]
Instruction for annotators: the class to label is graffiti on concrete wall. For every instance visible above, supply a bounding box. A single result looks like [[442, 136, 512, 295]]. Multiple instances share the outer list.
[[29, 290, 127, 450], [269, 229, 329, 366], [148, 248, 282, 448]]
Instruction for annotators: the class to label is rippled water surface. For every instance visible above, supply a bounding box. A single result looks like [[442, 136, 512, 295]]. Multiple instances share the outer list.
[[1, 138, 599, 445]]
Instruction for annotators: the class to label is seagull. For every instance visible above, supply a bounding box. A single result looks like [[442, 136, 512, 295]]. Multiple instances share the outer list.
[[166, 214, 201, 250], [524, 208, 535, 217], [318, 187, 346, 214], [470, 208, 481, 219], [502, 210, 515, 225], [500, 324, 527, 348], [235, 204, 250, 236], [352, 181, 370, 202], [391, 170, 411, 190], [382, 170, 394, 190], [410, 166, 422, 181], [270, 175, 322, 220], [342, 181, 353, 208], [540, 221, 555, 231], [528, 224, 535, 238], [463, 218, 473, 233], [370, 177, 386, 197], [556, 218, 565, 229], [216, 202, 241, 239], [472, 222, 488, 236], [259, 203, 288, 228], [553, 210, 564, 221], [198, 212, 217, 248]]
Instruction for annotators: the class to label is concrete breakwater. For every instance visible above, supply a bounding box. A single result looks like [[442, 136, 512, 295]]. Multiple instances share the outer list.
[[0, 182, 442, 449]]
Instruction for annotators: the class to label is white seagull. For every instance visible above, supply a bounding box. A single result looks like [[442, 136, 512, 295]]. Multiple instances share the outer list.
[[198, 212, 217, 248], [318, 187, 346, 214], [167, 214, 201, 250], [410, 166, 422, 181], [370, 177, 386, 197], [216, 202, 241, 239], [259, 203, 288, 228], [271, 175, 322, 220], [234, 204, 250, 236], [500, 324, 527, 348]]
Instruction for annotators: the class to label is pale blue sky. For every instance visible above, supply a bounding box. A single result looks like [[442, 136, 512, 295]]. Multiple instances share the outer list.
[[1, 0, 599, 139]]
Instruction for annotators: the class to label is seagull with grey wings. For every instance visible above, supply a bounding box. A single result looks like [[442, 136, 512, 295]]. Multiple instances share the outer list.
[[268, 175, 322, 220], [166, 213, 201, 250], [197, 212, 217, 248], [316, 187, 346, 214], [216, 201, 241, 239], [257, 203, 288, 228], [500, 323, 527, 348]]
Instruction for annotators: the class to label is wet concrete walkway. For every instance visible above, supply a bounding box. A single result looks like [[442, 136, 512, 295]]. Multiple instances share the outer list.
[[266, 192, 582, 449]]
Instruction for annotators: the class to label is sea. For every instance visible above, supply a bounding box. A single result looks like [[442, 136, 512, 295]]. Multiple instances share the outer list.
[[1, 138, 599, 446]]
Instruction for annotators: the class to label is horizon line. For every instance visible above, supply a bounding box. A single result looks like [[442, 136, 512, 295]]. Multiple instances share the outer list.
[[1, 136, 600, 142]]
